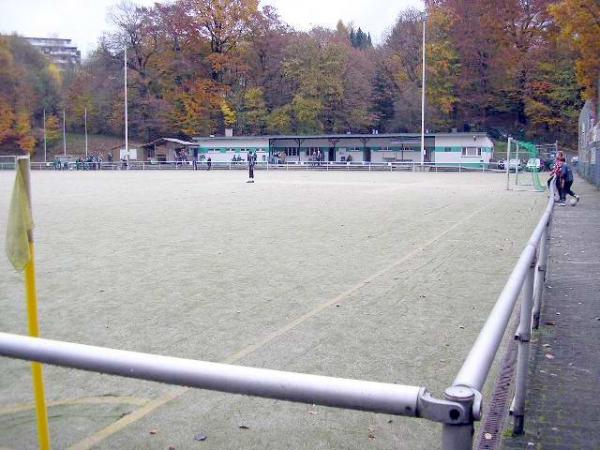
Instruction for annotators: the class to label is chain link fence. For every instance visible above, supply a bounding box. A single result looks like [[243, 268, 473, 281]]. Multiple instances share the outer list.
[[578, 100, 600, 188], [577, 146, 600, 188]]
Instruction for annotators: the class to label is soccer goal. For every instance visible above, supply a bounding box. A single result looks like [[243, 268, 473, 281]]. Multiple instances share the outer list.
[[505, 139, 545, 192], [0, 155, 17, 170]]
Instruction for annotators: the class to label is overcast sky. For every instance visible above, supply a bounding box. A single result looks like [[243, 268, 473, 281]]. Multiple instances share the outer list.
[[0, 0, 424, 57]]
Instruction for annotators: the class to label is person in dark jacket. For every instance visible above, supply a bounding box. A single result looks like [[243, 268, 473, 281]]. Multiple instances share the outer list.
[[557, 155, 579, 206], [247, 151, 256, 183]]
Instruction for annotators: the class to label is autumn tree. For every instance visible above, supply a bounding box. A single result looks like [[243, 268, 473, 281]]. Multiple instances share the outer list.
[[0, 35, 61, 154], [377, 9, 424, 132], [424, 4, 460, 130], [182, 0, 259, 82], [240, 87, 268, 134], [44, 114, 61, 144], [550, 0, 600, 101]]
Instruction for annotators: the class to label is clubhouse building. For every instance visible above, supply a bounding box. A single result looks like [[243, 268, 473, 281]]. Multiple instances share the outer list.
[[140, 132, 494, 166]]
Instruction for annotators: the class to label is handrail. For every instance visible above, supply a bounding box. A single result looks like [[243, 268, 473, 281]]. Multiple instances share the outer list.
[[0, 332, 425, 417], [453, 191, 554, 391], [444, 183, 555, 445]]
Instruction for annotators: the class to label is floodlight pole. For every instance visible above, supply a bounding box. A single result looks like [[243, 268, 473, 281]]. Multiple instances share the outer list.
[[43, 108, 47, 163], [84, 107, 88, 158], [62, 109, 66, 156], [124, 47, 129, 154], [420, 13, 427, 167], [506, 137, 511, 190]]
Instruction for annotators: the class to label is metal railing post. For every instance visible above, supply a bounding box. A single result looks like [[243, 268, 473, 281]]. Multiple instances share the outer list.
[[512, 255, 536, 434], [532, 224, 549, 329], [441, 386, 476, 450]]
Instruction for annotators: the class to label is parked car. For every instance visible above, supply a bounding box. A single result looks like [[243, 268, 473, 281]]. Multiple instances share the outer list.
[[498, 159, 523, 170], [506, 159, 523, 170], [526, 158, 541, 172]]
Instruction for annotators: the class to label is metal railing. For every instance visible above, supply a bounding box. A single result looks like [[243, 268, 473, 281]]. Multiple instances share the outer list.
[[0, 186, 555, 449], [22, 160, 510, 173]]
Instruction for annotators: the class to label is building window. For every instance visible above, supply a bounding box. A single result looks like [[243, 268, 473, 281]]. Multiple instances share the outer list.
[[462, 147, 481, 157], [444, 147, 452, 152], [286, 147, 299, 156]]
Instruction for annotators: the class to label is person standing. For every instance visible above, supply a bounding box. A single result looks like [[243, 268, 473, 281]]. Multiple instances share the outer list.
[[547, 151, 564, 200], [557, 155, 580, 206], [247, 151, 256, 183], [207, 156, 212, 171]]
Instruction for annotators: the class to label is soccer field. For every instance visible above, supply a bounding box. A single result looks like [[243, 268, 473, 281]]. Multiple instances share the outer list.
[[0, 170, 546, 449]]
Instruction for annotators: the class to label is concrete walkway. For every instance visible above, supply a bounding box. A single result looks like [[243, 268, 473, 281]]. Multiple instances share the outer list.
[[503, 177, 600, 450]]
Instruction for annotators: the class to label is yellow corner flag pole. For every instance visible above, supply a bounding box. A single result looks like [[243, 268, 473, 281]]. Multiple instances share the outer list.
[[6, 156, 51, 450]]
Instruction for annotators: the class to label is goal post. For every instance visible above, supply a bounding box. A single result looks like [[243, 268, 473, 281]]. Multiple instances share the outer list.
[[506, 139, 545, 192]]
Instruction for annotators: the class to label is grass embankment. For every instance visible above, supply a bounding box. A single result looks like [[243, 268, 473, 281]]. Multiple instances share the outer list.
[[32, 133, 144, 161]]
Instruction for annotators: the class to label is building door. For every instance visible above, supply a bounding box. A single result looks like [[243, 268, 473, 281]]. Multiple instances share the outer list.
[[328, 147, 335, 162], [425, 147, 432, 162], [363, 148, 371, 162]]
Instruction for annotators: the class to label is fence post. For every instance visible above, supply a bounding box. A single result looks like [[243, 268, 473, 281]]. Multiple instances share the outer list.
[[532, 222, 550, 329], [441, 386, 475, 450], [512, 254, 536, 434]]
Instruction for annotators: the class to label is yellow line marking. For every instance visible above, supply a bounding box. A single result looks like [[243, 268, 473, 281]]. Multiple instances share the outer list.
[[224, 204, 489, 364], [0, 396, 150, 415], [67, 388, 187, 450], [68, 204, 489, 449]]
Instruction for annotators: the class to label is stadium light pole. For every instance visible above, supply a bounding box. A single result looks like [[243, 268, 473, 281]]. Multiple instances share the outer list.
[[420, 12, 427, 167], [62, 109, 66, 157], [124, 47, 129, 155], [84, 107, 88, 159], [43, 108, 47, 163]]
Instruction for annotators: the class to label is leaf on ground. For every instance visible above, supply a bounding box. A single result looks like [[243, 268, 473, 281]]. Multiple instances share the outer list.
[[194, 433, 208, 441], [239, 425, 250, 430], [545, 354, 555, 360], [149, 429, 158, 435]]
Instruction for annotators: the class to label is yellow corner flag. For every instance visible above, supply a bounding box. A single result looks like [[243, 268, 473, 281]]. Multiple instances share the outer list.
[[6, 157, 34, 271], [5, 157, 51, 450]]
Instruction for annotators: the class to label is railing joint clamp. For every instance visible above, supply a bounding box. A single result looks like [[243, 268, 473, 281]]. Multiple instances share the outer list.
[[417, 387, 481, 425]]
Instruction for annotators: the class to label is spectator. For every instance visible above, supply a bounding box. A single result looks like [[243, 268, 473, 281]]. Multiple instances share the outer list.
[[557, 154, 580, 206]]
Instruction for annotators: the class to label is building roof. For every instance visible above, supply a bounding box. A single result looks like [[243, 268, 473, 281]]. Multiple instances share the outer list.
[[193, 132, 490, 141], [141, 137, 197, 148]]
